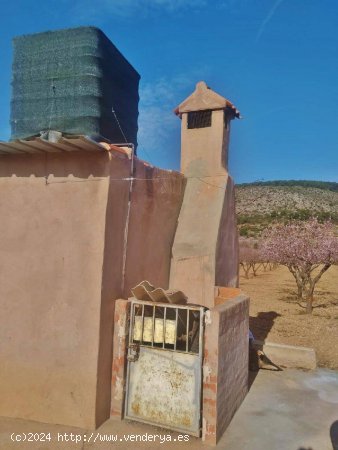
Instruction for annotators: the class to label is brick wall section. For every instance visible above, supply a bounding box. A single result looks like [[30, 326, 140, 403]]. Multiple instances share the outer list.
[[111, 299, 131, 417], [202, 294, 249, 445]]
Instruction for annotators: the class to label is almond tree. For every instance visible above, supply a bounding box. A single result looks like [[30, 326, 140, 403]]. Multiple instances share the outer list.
[[239, 245, 254, 278], [239, 238, 262, 278], [261, 218, 338, 313]]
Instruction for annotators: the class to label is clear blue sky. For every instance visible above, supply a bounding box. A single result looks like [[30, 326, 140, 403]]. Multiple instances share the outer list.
[[0, 0, 337, 183]]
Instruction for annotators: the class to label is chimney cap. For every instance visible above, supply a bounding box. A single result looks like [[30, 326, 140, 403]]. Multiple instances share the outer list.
[[174, 81, 240, 118]]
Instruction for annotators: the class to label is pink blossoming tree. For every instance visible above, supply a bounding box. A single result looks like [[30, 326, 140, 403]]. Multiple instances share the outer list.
[[239, 238, 265, 278], [261, 218, 338, 313]]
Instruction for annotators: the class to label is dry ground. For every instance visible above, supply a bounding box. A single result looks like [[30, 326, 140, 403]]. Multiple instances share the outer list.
[[240, 264, 338, 369]]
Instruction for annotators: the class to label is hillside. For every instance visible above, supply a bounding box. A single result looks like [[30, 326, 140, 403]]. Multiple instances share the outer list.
[[235, 180, 338, 237]]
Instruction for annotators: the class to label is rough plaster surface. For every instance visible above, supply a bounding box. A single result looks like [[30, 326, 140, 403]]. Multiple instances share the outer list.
[[170, 174, 238, 307], [0, 150, 184, 430], [215, 176, 239, 288], [170, 96, 239, 307], [0, 151, 130, 429], [203, 295, 250, 445], [180, 110, 230, 177], [123, 162, 185, 296]]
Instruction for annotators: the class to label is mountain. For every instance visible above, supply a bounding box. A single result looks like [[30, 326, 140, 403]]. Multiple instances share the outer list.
[[235, 180, 338, 237]]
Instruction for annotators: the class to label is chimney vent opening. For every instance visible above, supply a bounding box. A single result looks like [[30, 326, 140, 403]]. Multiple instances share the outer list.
[[187, 110, 212, 129]]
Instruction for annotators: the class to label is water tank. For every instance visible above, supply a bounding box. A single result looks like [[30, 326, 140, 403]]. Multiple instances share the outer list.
[[10, 26, 140, 147]]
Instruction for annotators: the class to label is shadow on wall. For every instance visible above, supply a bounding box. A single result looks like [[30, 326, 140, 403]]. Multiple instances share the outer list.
[[331, 420, 338, 450], [249, 311, 281, 342]]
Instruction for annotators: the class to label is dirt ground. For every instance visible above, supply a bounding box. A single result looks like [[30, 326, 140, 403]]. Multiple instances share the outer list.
[[240, 264, 338, 369]]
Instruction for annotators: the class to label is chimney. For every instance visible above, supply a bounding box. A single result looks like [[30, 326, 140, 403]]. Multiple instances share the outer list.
[[170, 81, 240, 307], [10, 27, 140, 148], [175, 81, 240, 176]]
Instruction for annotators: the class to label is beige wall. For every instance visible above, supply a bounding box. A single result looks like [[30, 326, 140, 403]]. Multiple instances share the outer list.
[[0, 149, 185, 429], [180, 110, 230, 177], [0, 151, 130, 428], [123, 161, 185, 296], [169, 174, 230, 307], [215, 175, 239, 288], [169, 173, 239, 307]]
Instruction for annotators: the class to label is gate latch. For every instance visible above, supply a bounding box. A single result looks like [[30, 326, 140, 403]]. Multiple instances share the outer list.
[[127, 343, 140, 362]]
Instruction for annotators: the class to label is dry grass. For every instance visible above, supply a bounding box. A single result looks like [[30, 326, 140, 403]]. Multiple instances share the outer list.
[[240, 264, 338, 369]]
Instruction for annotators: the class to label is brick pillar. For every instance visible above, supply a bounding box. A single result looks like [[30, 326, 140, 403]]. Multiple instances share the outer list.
[[202, 295, 249, 445], [111, 299, 130, 417]]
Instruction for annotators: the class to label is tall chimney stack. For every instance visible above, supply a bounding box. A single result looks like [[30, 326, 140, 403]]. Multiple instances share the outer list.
[[170, 81, 240, 307], [175, 81, 240, 176]]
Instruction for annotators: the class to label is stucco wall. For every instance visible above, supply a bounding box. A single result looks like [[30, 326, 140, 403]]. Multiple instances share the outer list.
[[215, 175, 239, 287], [0, 151, 130, 428], [0, 149, 185, 429], [180, 109, 230, 176], [123, 161, 185, 296], [170, 173, 238, 307]]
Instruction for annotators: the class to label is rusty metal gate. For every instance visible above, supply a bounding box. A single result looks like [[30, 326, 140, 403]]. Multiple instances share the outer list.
[[124, 299, 205, 436]]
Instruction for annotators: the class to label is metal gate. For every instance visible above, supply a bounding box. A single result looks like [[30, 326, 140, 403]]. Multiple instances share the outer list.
[[124, 299, 205, 436]]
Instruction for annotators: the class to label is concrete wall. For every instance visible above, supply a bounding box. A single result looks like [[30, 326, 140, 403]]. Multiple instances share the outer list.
[[169, 173, 238, 307], [180, 110, 229, 177], [170, 174, 227, 307], [253, 341, 317, 370], [0, 151, 130, 429], [203, 295, 249, 445], [123, 161, 185, 296], [215, 175, 239, 288], [0, 150, 184, 429]]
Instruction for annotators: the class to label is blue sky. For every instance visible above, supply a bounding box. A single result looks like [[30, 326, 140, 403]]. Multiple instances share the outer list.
[[0, 0, 337, 183]]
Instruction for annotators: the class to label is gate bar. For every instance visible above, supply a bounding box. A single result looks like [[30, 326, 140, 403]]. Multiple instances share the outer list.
[[151, 305, 155, 347], [174, 308, 178, 351], [186, 310, 190, 352], [141, 303, 145, 344], [163, 307, 167, 349]]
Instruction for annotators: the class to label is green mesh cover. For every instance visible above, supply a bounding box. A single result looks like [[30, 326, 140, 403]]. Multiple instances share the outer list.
[[10, 27, 140, 147]]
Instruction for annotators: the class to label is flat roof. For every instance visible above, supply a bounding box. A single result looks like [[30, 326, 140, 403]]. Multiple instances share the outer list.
[[0, 135, 108, 156]]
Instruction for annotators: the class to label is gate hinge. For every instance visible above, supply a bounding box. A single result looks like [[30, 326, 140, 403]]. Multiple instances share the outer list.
[[127, 342, 140, 362]]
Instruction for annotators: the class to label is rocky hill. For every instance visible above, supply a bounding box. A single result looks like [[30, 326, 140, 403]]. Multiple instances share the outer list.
[[235, 180, 338, 237]]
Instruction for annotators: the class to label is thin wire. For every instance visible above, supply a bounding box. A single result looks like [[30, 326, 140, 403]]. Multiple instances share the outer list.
[[112, 105, 128, 144], [48, 79, 56, 131], [46, 175, 229, 190], [110, 104, 135, 294], [44, 153, 48, 185], [112, 100, 156, 161]]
